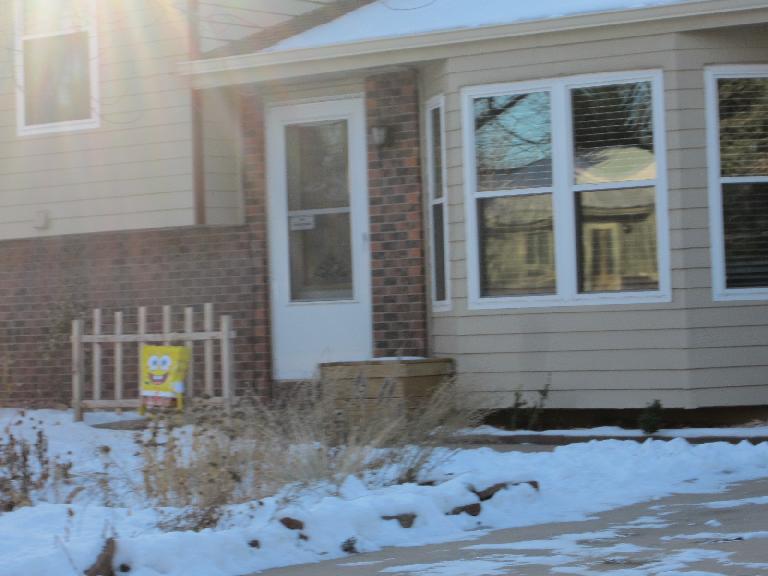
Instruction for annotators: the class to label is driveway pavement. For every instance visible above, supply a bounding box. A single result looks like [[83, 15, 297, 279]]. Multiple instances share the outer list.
[[253, 475, 768, 575]]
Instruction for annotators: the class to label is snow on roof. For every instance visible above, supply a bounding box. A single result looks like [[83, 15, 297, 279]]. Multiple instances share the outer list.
[[268, 0, 696, 52]]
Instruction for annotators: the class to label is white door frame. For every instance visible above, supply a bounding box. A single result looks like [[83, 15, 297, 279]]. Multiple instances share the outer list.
[[266, 97, 372, 380]]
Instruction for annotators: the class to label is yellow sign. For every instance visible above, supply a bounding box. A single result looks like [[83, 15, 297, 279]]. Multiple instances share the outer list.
[[140, 345, 190, 411]]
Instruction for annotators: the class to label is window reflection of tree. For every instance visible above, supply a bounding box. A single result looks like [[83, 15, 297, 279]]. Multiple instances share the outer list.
[[287, 122, 348, 211], [474, 93, 552, 191]]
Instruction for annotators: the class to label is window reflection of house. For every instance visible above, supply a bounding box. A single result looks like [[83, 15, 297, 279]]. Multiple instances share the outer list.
[[577, 198, 657, 293], [575, 147, 658, 293], [479, 145, 658, 296], [479, 193, 556, 296], [575, 146, 656, 184]]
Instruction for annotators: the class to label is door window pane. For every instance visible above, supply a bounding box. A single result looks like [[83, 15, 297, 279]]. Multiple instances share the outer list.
[[286, 121, 349, 210], [286, 120, 353, 301], [718, 78, 768, 178], [290, 213, 352, 301], [479, 194, 555, 296], [576, 187, 658, 293], [474, 92, 552, 191], [722, 183, 768, 289], [572, 82, 655, 184]]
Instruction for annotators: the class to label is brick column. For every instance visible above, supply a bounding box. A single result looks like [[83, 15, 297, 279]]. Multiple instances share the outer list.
[[366, 70, 428, 357], [239, 89, 272, 396]]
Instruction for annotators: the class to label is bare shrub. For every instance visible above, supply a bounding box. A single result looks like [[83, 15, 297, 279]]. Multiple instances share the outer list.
[[137, 377, 485, 529], [0, 412, 73, 512]]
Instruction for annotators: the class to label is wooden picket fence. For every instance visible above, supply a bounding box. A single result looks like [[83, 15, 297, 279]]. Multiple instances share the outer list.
[[71, 303, 235, 421]]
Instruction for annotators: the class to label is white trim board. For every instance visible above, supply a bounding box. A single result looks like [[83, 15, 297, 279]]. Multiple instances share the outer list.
[[266, 97, 373, 380], [425, 94, 451, 312]]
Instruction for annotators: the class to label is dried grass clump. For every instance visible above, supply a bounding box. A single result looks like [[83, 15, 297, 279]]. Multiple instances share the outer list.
[[0, 412, 73, 512], [137, 377, 484, 529]]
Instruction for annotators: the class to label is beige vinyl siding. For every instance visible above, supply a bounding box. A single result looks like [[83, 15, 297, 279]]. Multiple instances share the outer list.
[[198, 0, 335, 53], [424, 22, 768, 409], [200, 88, 243, 225], [261, 75, 367, 106], [672, 27, 768, 408], [0, 0, 195, 240]]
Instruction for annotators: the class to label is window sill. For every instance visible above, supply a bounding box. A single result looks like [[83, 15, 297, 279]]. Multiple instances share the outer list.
[[468, 290, 672, 310], [713, 289, 768, 302], [18, 117, 99, 137]]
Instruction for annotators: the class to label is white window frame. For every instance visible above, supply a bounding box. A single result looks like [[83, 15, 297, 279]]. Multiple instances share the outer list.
[[426, 95, 451, 311], [706, 65, 768, 301], [462, 70, 670, 310], [14, 0, 99, 136]]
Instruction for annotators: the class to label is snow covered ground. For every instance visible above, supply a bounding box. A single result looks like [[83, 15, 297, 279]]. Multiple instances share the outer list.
[[1, 409, 768, 576]]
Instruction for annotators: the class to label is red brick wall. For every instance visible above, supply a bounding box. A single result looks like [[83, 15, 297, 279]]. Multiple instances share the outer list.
[[0, 92, 271, 406], [0, 73, 431, 406], [366, 70, 428, 357]]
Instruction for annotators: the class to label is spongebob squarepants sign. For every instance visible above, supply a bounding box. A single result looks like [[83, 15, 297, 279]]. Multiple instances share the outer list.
[[140, 345, 190, 411]]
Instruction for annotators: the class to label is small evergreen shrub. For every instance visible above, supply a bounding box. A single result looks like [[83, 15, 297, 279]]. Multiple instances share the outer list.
[[638, 399, 663, 434]]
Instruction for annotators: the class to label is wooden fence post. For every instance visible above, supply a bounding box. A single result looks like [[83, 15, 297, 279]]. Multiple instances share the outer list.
[[162, 305, 171, 346], [184, 306, 195, 398], [137, 306, 147, 387], [220, 314, 233, 412], [92, 309, 102, 401], [71, 319, 85, 422], [114, 311, 123, 406], [204, 303, 214, 397]]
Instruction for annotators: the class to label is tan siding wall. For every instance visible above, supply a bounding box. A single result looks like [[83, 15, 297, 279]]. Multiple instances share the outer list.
[[672, 27, 768, 408], [261, 76, 367, 106], [0, 1, 307, 239], [201, 88, 243, 225], [0, 0, 196, 239], [424, 23, 768, 409], [418, 60, 449, 356]]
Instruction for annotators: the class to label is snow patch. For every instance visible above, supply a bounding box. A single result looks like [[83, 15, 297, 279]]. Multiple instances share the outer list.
[[2, 411, 768, 576]]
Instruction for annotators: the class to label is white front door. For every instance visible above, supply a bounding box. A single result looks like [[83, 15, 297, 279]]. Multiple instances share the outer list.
[[266, 98, 372, 380]]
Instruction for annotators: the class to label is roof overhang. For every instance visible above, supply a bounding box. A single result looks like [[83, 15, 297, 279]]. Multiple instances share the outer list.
[[180, 0, 768, 89]]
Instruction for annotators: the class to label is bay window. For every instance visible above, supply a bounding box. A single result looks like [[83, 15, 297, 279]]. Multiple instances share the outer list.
[[464, 71, 669, 308]]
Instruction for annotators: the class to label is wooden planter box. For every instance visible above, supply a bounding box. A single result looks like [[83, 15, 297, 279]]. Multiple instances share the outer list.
[[318, 357, 455, 418]]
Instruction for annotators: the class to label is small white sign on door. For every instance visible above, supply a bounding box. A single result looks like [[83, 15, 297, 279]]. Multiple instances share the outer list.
[[289, 214, 315, 231]]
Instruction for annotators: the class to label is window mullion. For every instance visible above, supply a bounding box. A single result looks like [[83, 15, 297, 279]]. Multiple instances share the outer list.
[[722, 176, 768, 185], [552, 80, 576, 300]]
